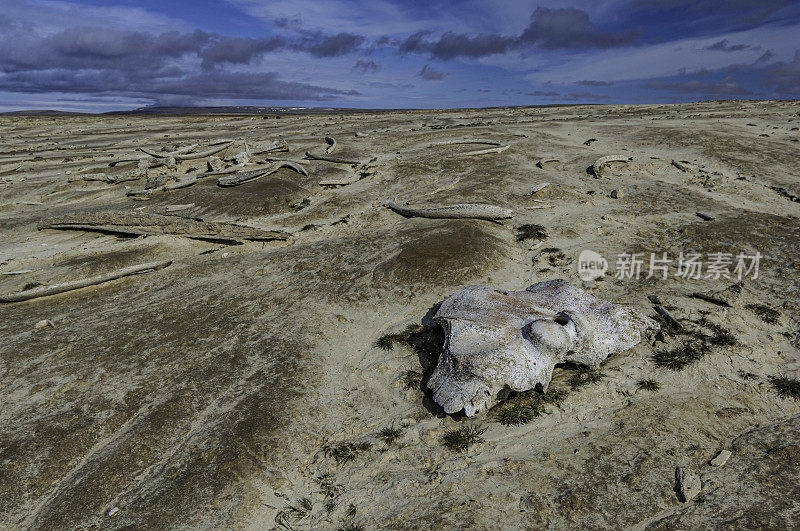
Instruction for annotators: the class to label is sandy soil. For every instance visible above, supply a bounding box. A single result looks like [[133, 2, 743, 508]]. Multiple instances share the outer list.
[[1, 100, 799, 529]]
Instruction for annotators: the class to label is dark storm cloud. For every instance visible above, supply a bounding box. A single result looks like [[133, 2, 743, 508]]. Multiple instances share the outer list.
[[353, 59, 380, 73], [418, 64, 444, 80], [517, 7, 637, 50], [631, 0, 792, 25], [704, 39, 755, 52], [526, 91, 560, 97], [0, 17, 363, 104], [298, 31, 364, 58], [397, 7, 637, 61], [762, 50, 800, 94], [0, 68, 358, 102]]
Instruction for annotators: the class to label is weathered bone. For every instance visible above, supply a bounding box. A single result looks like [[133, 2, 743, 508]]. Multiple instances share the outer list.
[[217, 161, 307, 187], [430, 139, 503, 147], [536, 158, 558, 169], [305, 152, 360, 165], [592, 155, 630, 178], [450, 145, 510, 157], [427, 280, 657, 416], [39, 212, 288, 244], [324, 136, 337, 154], [385, 200, 512, 221], [0, 260, 173, 303], [141, 141, 234, 161], [139, 143, 199, 158]]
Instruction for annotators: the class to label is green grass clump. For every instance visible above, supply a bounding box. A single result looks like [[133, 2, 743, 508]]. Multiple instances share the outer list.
[[374, 334, 395, 351], [515, 224, 548, 242], [568, 368, 605, 389], [323, 441, 373, 466], [491, 387, 566, 426], [441, 425, 486, 453], [769, 375, 800, 400], [401, 370, 422, 390], [746, 303, 780, 324], [636, 379, 661, 391], [377, 425, 404, 447], [652, 340, 706, 371]]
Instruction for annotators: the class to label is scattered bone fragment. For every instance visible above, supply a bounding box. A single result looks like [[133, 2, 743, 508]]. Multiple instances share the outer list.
[[710, 450, 732, 467], [207, 156, 224, 172], [450, 145, 510, 157], [385, 200, 513, 221], [217, 161, 307, 187], [1, 270, 36, 276], [429, 139, 502, 147], [139, 143, 199, 158], [592, 155, 630, 178], [672, 160, 693, 172], [38, 212, 289, 244], [304, 152, 360, 165], [654, 305, 682, 330], [164, 203, 195, 212], [35, 319, 54, 329], [675, 467, 701, 503], [141, 141, 233, 161], [324, 136, 337, 154], [536, 158, 558, 169], [0, 260, 173, 303], [691, 291, 732, 307]]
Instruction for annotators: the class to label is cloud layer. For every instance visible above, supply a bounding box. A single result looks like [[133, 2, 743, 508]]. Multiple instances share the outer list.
[[0, 0, 798, 111]]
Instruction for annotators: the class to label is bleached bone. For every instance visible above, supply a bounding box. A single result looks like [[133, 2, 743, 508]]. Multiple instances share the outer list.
[[217, 161, 307, 187], [536, 158, 558, 169], [0, 260, 173, 303], [305, 152, 360, 165], [324, 136, 337, 154], [385, 200, 512, 221], [0, 163, 22, 175], [126, 176, 198, 197], [592, 155, 630, 178], [450, 145, 510, 157], [671, 160, 693, 172], [429, 139, 502, 147], [531, 182, 550, 194], [141, 141, 233, 161], [39, 212, 288, 244], [139, 143, 199, 158], [427, 280, 657, 416]]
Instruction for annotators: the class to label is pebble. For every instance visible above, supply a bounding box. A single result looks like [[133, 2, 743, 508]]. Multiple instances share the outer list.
[[610, 189, 621, 199], [710, 450, 731, 467], [675, 467, 701, 502], [35, 319, 54, 329]]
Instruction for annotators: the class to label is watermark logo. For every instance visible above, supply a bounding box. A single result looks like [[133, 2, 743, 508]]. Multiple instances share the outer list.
[[578, 249, 608, 281], [577, 250, 762, 281]]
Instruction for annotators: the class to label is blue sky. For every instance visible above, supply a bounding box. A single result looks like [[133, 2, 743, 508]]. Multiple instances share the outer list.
[[0, 0, 799, 112]]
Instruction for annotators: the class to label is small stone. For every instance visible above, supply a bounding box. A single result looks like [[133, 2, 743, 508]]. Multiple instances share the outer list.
[[108, 507, 119, 517], [710, 450, 731, 467], [675, 467, 701, 502], [35, 319, 54, 329], [610, 189, 621, 199], [207, 156, 224, 172]]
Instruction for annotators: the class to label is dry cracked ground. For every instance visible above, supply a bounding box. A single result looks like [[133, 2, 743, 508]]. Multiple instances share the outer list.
[[1, 100, 799, 529]]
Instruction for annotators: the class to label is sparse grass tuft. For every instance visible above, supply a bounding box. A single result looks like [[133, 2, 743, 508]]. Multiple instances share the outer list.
[[515, 224, 548, 242], [746, 303, 780, 324], [377, 425, 403, 447], [769, 375, 800, 400], [275, 497, 313, 529], [568, 368, 605, 389], [652, 340, 706, 370], [317, 472, 343, 511], [374, 334, 395, 351], [322, 441, 373, 466], [636, 379, 661, 391], [338, 523, 364, 531], [738, 370, 759, 381], [401, 370, 422, 390], [491, 386, 567, 426], [441, 425, 486, 453]]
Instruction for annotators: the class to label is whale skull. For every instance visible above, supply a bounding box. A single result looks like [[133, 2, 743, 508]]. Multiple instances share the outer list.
[[427, 279, 657, 416]]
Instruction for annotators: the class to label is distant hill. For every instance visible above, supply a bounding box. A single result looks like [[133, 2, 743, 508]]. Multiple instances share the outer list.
[[104, 106, 399, 116], [0, 110, 90, 116]]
